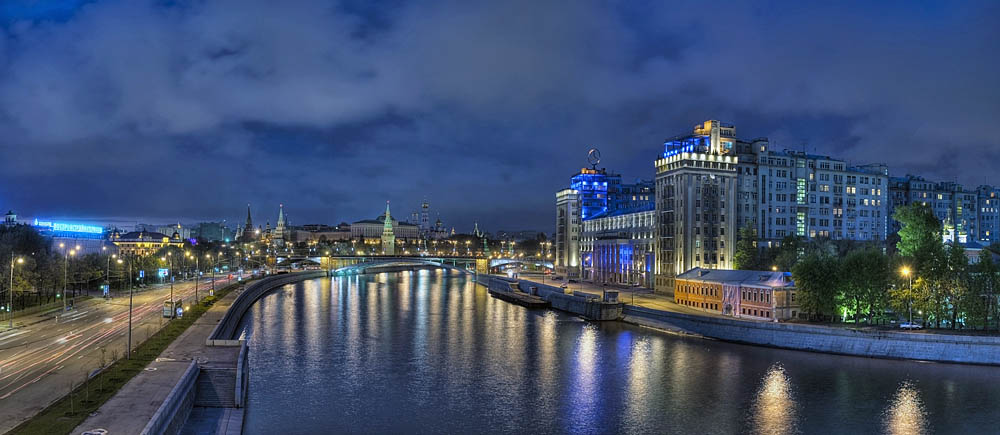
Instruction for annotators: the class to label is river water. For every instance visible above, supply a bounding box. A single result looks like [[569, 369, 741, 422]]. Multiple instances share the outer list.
[[240, 270, 1000, 434]]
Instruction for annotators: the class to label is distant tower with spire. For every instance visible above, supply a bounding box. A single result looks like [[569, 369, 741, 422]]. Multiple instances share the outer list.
[[382, 201, 396, 255], [239, 203, 255, 242], [420, 200, 430, 233], [274, 204, 288, 247]]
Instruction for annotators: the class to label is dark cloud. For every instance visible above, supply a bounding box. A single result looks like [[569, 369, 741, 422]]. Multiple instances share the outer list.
[[0, 0, 997, 232]]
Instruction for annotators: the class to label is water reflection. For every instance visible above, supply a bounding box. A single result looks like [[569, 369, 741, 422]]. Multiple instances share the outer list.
[[242, 274, 1000, 435], [883, 381, 927, 435], [751, 364, 798, 435]]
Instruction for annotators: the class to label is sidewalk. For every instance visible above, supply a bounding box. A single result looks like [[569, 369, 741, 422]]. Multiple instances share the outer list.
[[73, 284, 244, 434], [514, 273, 755, 321]]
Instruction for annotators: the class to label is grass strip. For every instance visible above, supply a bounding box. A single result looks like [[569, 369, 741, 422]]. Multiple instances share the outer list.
[[9, 281, 246, 435]]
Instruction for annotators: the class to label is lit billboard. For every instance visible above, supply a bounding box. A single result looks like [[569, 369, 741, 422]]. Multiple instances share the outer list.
[[33, 219, 104, 234]]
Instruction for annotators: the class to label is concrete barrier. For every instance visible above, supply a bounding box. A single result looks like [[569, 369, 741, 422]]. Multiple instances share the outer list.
[[139, 361, 199, 435], [623, 305, 1000, 365], [208, 271, 327, 344]]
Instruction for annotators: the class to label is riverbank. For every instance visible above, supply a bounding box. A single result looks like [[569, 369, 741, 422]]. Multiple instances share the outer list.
[[498, 277, 1000, 366]]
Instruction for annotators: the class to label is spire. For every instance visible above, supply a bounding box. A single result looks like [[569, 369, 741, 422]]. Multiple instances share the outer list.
[[381, 201, 396, 255], [277, 203, 285, 225]]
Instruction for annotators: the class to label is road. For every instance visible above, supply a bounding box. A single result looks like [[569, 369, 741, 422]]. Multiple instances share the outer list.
[[0, 276, 236, 434]]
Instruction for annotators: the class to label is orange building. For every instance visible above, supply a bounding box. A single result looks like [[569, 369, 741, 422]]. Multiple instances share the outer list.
[[674, 268, 798, 321]]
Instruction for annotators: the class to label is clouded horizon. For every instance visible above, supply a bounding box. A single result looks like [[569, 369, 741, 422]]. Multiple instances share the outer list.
[[1, 0, 998, 233]]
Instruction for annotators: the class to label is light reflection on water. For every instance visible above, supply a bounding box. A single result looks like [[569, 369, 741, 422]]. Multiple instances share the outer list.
[[884, 381, 927, 435], [751, 364, 798, 435], [240, 272, 1000, 434]]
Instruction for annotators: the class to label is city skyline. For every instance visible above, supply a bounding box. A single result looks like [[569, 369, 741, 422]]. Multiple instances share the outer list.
[[1, 1, 998, 232]]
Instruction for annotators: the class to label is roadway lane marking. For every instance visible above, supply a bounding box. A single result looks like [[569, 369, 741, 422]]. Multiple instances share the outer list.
[[0, 331, 30, 344]]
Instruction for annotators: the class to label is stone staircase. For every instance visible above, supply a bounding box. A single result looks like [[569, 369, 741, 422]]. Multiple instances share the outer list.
[[194, 367, 237, 408]]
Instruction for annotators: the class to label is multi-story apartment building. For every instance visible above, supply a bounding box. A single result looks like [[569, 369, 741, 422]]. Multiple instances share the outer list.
[[889, 175, 980, 244], [735, 141, 889, 246], [977, 185, 1000, 245], [555, 188, 581, 278], [654, 121, 739, 292]]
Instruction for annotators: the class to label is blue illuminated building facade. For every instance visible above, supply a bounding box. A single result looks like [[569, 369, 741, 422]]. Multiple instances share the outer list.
[[570, 168, 618, 220], [33, 218, 116, 255]]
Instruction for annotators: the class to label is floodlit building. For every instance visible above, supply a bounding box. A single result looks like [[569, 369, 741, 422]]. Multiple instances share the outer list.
[[581, 207, 655, 288], [654, 120, 739, 292], [674, 267, 798, 321], [555, 188, 581, 278], [381, 202, 396, 255], [110, 229, 185, 256]]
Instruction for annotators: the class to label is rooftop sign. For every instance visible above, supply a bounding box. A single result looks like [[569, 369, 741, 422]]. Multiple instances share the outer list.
[[33, 219, 104, 234]]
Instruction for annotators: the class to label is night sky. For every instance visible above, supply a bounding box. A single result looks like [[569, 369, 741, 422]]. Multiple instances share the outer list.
[[0, 0, 997, 233]]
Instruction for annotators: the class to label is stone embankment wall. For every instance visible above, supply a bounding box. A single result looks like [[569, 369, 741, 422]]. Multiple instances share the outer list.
[[208, 271, 327, 345], [623, 305, 1000, 365], [486, 277, 622, 321]]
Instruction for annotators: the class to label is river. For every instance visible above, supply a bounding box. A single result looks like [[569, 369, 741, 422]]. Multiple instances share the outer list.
[[240, 270, 1000, 434]]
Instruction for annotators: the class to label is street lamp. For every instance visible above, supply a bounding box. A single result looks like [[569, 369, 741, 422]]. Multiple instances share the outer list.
[[901, 266, 913, 325], [62, 248, 76, 314], [105, 252, 117, 299], [207, 254, 216, 297], [8, 255, 23, 328], [161, 253, 174, 318]]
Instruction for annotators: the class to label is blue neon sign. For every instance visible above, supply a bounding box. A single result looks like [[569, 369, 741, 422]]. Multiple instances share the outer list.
[[33, 219, 103, 234]]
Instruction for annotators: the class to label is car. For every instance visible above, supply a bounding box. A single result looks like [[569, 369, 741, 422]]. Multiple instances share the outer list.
[[568, 279, 578, 283], [551, 276, 563, 281], [899, 322, 923, 330]]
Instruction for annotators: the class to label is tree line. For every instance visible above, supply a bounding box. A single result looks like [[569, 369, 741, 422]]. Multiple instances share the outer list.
[[733, 203, 1000, 330], [0, 225, 234, 312]]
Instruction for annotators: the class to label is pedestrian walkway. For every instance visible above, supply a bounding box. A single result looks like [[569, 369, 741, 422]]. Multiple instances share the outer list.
[[73, 286, 243, 435]]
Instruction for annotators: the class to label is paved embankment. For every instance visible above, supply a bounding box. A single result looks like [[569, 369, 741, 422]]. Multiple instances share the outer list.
[[623, 305, 1000, 365], [73, 272, 329, 435], [72, 286, 244, 435]]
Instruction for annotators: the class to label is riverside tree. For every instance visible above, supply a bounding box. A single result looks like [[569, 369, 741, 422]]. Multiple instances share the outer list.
[[733, 225, 757, 270], [791, 253, 841, 320]]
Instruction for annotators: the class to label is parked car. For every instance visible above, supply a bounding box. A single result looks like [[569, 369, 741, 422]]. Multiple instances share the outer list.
[[899, 322, 923, 330], [551, 276, 563, 281]]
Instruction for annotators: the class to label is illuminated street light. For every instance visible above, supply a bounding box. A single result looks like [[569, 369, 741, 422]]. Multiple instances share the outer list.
[[8, 256, 24, 328], [901, 266, 913, 325]]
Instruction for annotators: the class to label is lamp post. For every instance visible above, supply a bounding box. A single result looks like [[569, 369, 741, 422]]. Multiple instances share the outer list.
[[161, 253, 173, 318], [62, 247, 77, 314], [104, 252, 117, 299], [8, 255, 23, 328], [126, 255, 134, 358], [901, 267, 913, 325], [207, 253, 216, 297], [189, 253, 199, 304]]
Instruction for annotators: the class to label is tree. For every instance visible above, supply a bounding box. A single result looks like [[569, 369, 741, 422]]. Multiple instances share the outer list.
[[792, 253, 841, 320], [774, 235, 804, 271], [840, 248, 890, 324], [894, 203, 944, 275], [943, 242, 970, 329], [733, 225, 757, 270], [975, 252, 1000, 331]]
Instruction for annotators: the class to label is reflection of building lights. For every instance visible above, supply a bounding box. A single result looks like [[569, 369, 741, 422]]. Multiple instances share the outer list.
[[883, 381, 926, 435], [751, 364, 797, 435]]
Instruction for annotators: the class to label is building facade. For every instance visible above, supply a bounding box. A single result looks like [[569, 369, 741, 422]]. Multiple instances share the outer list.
[[674, 267, 798, 321], [888, 175, 994, 245], [110, 229, 185, 256], [654, 121, 739, 292], [554, 188, 581, 277], [581, 208, 655, 288]]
